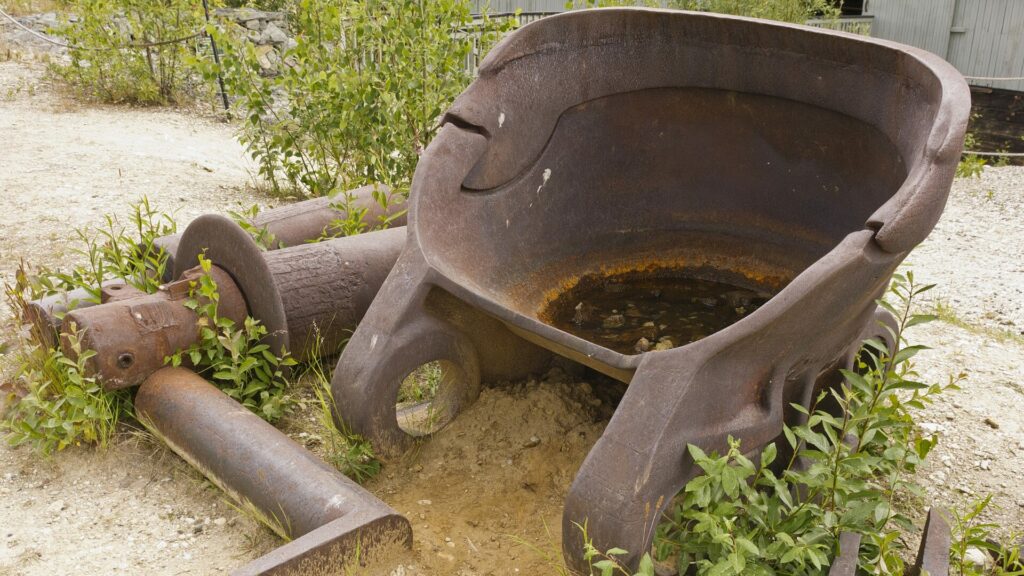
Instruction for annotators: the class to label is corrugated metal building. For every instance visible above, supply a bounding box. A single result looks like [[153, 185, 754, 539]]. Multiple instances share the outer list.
[[865, 0, 1024, 92]]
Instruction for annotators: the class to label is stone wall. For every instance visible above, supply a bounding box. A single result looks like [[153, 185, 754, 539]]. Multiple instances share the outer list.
[[213, 8, 294, 76], [1, 8, 296, 75]]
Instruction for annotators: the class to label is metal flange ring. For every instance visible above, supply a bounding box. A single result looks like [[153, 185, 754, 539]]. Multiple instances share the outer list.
[[174, 214, 290, 357]]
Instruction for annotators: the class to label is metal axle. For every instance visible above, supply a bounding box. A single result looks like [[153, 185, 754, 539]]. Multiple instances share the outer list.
[[64, 220, 404, 389], [136, 367, 411, 575]]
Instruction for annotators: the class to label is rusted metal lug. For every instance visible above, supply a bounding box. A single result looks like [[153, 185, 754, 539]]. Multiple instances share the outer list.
[[907, 508, 952, 576], [62, 265, 248, 390], [830, 508, 951, 575], [173, 215, 405, 361], [155, 183, 405, 281], [136, 368, 412, 575]]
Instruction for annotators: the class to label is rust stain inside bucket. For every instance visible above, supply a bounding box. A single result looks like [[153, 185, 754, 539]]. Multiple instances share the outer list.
[[539, 270, 773, 355]]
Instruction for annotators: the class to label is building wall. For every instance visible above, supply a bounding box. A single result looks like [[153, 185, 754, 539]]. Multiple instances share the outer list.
[[865, 0, 1024, 92]]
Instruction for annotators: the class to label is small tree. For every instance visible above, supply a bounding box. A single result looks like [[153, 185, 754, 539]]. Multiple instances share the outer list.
[[205, 0, 515, 202], [50, 0, 205, 104]]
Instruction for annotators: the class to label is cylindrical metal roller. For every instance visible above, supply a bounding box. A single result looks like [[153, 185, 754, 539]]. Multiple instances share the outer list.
[[157, 183, 405, 279], [136, 368, 411, 575], [173, 215, 406, 361], [27, 184, 405, 345], [64, 218, 405, 389]]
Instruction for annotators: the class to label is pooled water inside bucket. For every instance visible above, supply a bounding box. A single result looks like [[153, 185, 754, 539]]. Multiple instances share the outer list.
[[540, 272, 772, 355]]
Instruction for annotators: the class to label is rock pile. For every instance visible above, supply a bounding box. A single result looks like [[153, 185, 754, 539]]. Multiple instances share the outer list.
[[0, 12, 68, 55]]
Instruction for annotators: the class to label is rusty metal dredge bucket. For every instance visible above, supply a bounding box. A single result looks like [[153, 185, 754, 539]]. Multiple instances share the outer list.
[[331, 8, 970, 572]]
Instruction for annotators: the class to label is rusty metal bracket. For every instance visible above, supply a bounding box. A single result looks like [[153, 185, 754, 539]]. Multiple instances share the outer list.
[[830, 508, 951, 575]]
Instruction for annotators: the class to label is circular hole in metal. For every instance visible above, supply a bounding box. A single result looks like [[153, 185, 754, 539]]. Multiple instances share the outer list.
[[396, 360, 462, 437], [117, 353, 135, 369]]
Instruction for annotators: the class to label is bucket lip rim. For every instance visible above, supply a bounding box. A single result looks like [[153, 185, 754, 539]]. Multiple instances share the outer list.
[[451, 7, 971, 253], [483, 7, 966, 84]]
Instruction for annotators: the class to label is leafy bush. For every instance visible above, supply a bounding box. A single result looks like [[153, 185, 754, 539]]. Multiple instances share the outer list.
[[18, 197, 176, 302], [220, 0, 290, 10], [167, 254, 297, 422], [201, 0, 515, 200], [581, 272, 978, 574], [950, 497, 1024, 576], [1, 197, 175, 453], [301, 332, 381, 483], [649, 272, 954, 574], [49, 0, 206, 104], [958, 133, 987, 179], [2, 322, 127, 453]]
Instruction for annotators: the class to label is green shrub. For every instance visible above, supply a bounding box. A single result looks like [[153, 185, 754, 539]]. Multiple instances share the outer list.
[[1, 197, 175, 453], [301, 332, 381, 483], [580, 272, 975, 574], [2, 323, 128, 453], [958, 133, 987, 179], [49, 0, 205, 104], [167, 254, 297, 423], [201, 0, 515, 201], [950, 497, 1024, 576], [18, 196, 176, 301], [648, 272, 953, 574]]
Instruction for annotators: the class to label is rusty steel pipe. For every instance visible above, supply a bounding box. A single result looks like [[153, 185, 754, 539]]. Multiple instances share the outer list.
[[26, 184, 405, 343], [23, 280, 144, 349], [65, 222, 404, 389], [136, 367, 411, 575], [61, 266, 248, 389], [173, 215, 406, 361], [156, 183, 405, 280]]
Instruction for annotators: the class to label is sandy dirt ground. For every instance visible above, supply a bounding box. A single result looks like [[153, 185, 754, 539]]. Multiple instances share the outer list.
[[0, 51, 1022, 576]]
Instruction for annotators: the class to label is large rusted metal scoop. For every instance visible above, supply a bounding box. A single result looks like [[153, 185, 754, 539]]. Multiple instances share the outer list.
[[329, 8, 970, 572], [136, 367, 411, 575], [63, 218, 403, 389]]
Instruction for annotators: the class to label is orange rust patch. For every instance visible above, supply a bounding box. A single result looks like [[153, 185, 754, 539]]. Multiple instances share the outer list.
[[536, 255, 792, 318]]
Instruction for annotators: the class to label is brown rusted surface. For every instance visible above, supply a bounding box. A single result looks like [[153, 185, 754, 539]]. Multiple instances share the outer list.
[[155, 184, 404, 281], [62, 265, 247, 390], [23, 280, 145, 349], [174, 215, 405, 361], [907, 508, 952, 576], [330, 8, 970, 573], [828, 532, 862, 575], [832, 508, 951, 575], [136, 368, 411, 576], [64, 220, 403, 388]]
